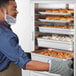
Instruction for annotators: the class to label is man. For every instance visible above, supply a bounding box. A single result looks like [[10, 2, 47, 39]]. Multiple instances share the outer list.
[[0, 0, 73, 76], [0, 0, 49, 71]]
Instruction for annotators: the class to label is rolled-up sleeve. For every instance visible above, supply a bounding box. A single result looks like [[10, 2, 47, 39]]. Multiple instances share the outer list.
[[0, 33, 31, 69]]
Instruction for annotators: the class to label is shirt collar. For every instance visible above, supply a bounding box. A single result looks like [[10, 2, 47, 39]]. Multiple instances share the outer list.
[[0, 20, 11, 28]]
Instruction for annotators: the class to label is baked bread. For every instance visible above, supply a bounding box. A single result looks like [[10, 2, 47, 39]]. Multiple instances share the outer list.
[[58, 9, 67, 13], [60, 17, 66, 21], [45, 9, 53, 12], [45, 9, 59, 13], [66, 17, 74, 21], [67, 26, 74, 29], [46, 16, 74, 21], [45, 9, 74, 13], [43, 25, 54, 27], [66, 9, 74, 13], [51, 9, 59, 13], [37, 50, 74, 59], [54, 25, 61, 28], [46, 16, 53, 20]]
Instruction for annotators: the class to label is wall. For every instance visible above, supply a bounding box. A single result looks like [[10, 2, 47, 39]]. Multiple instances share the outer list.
[[12, 0, 33, 53], [11, 0, 32, 76]]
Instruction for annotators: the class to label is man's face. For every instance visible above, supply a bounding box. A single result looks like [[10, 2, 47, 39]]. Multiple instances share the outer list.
[[7, 1, 18, 18]]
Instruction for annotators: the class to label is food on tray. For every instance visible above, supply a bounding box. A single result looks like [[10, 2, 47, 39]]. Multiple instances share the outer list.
[[45, 9, 59, 13], [65, 16, 74, 21], [55, 25, 66, 28], [45, 9, 74, 13], [41, 34, 74, 42], [58, 9, 67, 13], [42, 25, 54, 27], [60, 17, 67, 21], [67, 25, 74, 29], [37, 50, 74, 59], [45, 9, 52, 12], [42, 25, 74, 29], [45, 16, 54, 20], [45, 16, 60, 20], [66, 9, 74, 13], [45, 16, 74, 21], [42, 36, 52, 39]]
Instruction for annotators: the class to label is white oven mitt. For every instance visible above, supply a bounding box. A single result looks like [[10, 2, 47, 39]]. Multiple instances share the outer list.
[[65, 59, 73, 68], [48, 60, 73, 76]]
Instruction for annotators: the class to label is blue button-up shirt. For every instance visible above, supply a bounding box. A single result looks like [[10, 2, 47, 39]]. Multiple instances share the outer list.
[[0, 21, 31, 71]]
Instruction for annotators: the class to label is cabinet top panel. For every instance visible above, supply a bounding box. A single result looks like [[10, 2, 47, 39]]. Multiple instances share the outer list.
[[31, 0, 76, 4]]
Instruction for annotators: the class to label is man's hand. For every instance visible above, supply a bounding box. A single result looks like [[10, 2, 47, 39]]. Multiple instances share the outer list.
[[25, 60, 49, 71]]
